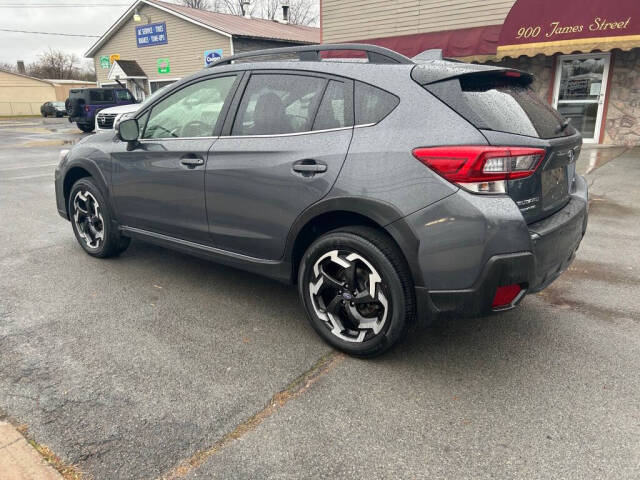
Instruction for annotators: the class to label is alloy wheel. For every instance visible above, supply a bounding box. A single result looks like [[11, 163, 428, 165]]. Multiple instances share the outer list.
[[309, 250, 389, 343], [73, 190, 104, 249]]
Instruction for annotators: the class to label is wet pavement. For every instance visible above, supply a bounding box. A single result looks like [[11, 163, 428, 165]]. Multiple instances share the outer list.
[[0, 119, 639, 480]]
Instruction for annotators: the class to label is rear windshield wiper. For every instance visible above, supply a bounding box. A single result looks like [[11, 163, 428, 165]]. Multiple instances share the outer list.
[[556, 118, 571, 133]]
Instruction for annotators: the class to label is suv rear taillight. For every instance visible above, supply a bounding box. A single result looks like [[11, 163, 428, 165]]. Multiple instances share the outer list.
[[412, 146, 545, 194], [84, 105, 90, 112]]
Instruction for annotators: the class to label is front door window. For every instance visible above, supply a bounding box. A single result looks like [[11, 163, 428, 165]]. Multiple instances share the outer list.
[[553, 53, 610, 143], [143, 75, 237, 139]]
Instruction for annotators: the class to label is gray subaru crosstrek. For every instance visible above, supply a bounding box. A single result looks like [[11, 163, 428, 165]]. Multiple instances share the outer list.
[[55, 45, 588, 357]]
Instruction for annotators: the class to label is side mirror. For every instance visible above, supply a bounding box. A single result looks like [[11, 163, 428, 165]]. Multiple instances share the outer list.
[[117, 118, 140, 142]]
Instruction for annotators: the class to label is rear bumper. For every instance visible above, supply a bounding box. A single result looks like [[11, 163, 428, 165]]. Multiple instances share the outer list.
[[401, 174, 588, 320]]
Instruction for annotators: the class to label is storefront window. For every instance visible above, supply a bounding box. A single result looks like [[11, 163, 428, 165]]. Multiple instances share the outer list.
[[554, 54, 610, 141]]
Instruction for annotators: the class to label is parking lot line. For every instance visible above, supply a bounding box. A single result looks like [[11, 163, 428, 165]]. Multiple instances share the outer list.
[[0, 163, 58, 172], [1, 173, 52, 181]]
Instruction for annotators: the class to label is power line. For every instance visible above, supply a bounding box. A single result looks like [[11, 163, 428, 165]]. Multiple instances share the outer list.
[[0, 28, 100, 37], [0, 4, 131, 6]]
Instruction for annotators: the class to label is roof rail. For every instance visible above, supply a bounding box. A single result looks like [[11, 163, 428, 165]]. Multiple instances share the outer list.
[[207, 43, 415, 68]]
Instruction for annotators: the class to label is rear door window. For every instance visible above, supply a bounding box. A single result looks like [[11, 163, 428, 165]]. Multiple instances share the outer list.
[[313, 80, 347, 131], [232, 74, 326, 136], [354, 82, 399, 125]]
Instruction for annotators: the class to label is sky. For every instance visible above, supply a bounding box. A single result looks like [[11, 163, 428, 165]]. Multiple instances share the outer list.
[[0, 0, 140, 66]]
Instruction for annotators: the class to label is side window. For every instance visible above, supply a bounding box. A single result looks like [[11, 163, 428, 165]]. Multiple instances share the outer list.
[[136, 110, 150, 136], [143, 75, 237, 139], [232, 74, 326, 136], [355, 82, 399, 125], [89, 89, 115, 103], [116, 90, 133, 101], [313, 80, 346, 131]]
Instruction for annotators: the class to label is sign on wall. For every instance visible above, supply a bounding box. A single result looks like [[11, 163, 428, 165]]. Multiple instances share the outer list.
[[157, 58, 170, 74], [99, 56, 110, 69], [498, 0, 638, 47], [204, 49, 224, 67], [136, 22, 168, 48], [109, 54, 120, 64]]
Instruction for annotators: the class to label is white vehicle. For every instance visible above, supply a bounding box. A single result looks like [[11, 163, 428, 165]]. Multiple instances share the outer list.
[[95, 103, 140, 132], [95, 84, 173, 131]]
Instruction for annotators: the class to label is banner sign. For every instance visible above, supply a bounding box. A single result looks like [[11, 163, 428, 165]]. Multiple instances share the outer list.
[[498, 0, 638, 46], [99, 55, 110, 69], [157, 58, 170, 74], [204, 49, 223, 66], [136, 22, 168, 48]]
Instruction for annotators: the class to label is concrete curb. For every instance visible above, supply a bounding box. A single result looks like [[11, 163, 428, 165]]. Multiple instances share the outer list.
[[0, 421, 63, 480]]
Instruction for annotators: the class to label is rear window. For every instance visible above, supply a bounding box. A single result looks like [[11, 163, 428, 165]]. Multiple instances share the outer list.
[[355, 82, 399, 125], [461, 81, 568, 138], [89, 89, 115, 103], [426, 76, 572, 139]]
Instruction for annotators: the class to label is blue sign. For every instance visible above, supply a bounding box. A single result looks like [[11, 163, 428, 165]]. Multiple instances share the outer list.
[[136, 22, 168, 48], [204, 49, 224, 66]]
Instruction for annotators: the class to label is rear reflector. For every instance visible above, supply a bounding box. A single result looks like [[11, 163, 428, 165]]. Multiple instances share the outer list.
[[412, 146, 545, 194], [492, 284, 522, 308]]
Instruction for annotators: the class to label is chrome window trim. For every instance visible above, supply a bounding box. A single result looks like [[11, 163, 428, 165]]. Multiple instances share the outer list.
[[138, 136, 218, 142], [135, 124, 376, 142], [218, 123, 375, 140]]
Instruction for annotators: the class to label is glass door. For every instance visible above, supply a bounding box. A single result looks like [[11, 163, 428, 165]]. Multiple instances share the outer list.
[[552, 53, 610, 143]]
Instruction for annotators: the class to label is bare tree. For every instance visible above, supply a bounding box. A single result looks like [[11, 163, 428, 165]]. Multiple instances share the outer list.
[[260, 0, 279, 20], [213, 0, 256, 16], [27, 49, 78, 79], [180, 0, 210, 9], [288, 0, 318, 26], [257, 0, 318, 25], [25, 49, 96, 81], [178, 0, 319, 25], [0, 61, 16, 72]]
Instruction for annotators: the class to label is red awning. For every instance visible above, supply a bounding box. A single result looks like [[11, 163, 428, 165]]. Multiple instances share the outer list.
[[497, 0, 640, 58], [347, 25, 502, 60]]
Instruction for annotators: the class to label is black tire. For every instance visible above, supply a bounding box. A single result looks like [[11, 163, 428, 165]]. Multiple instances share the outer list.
[[41, 111, 47, 117], [298, 226, 415, 357], [78, 123, 94, 133], [68, 178, 130, 258]]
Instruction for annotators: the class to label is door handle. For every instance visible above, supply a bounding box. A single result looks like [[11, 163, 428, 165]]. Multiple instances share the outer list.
[[180, 155, 205, 168], [292, 161, 327, 174]]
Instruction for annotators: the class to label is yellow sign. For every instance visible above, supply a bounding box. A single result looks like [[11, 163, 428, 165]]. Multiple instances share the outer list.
[[109, 54, 120, 64]]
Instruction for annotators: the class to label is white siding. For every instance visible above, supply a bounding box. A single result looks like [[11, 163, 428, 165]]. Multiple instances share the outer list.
[[93, 4, 231, 85]]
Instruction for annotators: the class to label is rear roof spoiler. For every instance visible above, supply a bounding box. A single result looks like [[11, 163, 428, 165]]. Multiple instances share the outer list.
[[412, 60, 533, 85]]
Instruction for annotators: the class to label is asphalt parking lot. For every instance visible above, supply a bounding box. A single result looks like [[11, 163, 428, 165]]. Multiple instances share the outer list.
[[1, 117, 639, 480]]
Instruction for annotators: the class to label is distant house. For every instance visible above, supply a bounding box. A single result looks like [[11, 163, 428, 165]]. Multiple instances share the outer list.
[[85, 0, 320, 97], [0, 70, 95, 116]]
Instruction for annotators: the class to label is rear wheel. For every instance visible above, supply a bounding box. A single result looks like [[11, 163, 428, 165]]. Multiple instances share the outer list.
[[68, 178, 130, 258], [298, 226, 415, 357], [78, 123, 94, 133]]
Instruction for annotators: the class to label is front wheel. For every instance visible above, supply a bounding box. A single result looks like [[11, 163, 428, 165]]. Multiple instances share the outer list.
[[68, 178, 130, 258], [298, 226, 415, 357]]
